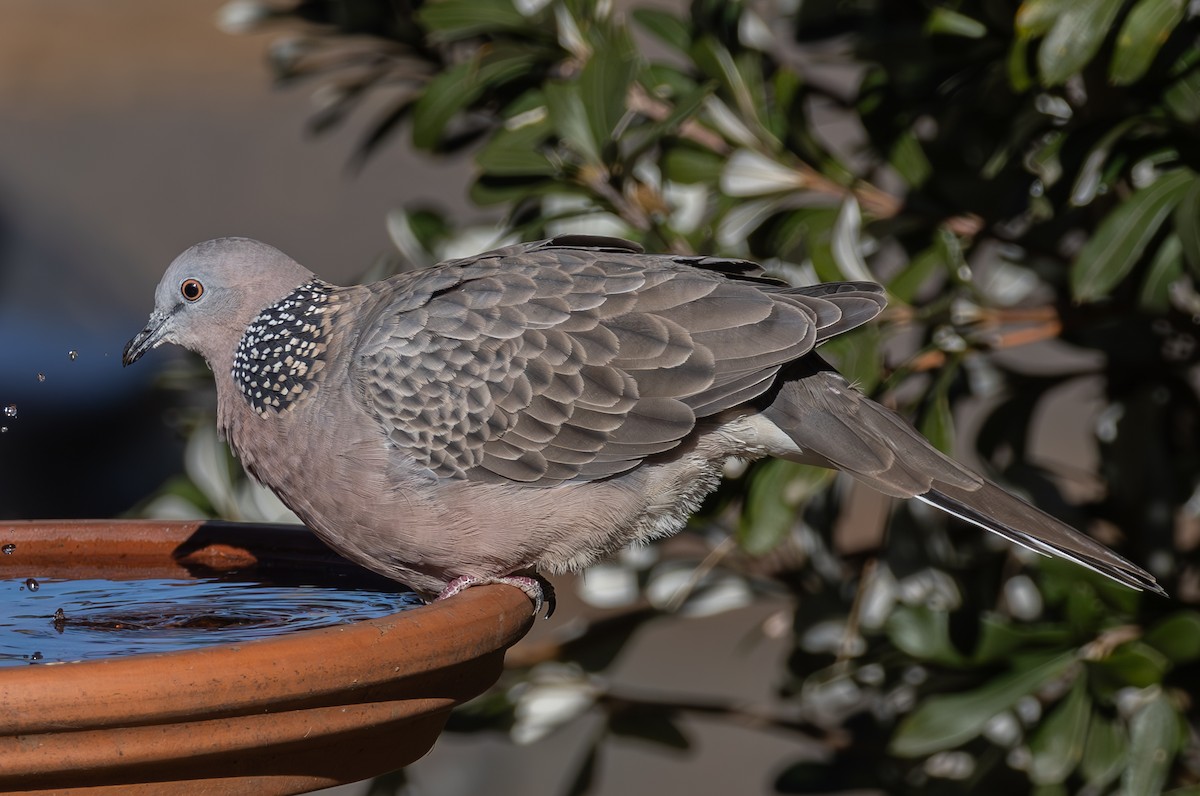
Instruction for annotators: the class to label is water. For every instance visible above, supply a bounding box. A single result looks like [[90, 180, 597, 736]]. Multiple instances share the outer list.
[[1, 576, 423, 666]]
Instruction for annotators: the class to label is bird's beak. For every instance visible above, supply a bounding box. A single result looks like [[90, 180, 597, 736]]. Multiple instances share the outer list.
[[122, 310, 170, 367]]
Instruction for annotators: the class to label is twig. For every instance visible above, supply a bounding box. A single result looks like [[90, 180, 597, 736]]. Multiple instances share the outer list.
[[839, 557, 876, 663], [663, 535, 738, 612]]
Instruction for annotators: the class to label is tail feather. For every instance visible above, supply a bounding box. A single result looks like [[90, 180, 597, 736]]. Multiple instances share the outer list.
[[762, 360, 1165, 596], [918, 485, 1165, 596]]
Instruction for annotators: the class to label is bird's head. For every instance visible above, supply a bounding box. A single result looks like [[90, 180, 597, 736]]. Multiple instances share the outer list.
[[123, 238, 316, 368]]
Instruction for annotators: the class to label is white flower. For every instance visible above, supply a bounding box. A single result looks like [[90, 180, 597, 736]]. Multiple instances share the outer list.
[[514, 0, 553, 16], [578, 563, 639, 608], [215, 1, 270, 35], [645, 562, 754, 616], [720, 149, 804, 197], [509, 665, 598, 745]]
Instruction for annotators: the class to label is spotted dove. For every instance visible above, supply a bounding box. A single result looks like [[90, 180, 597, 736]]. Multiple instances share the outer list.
[[123, 235, 1165, 611]]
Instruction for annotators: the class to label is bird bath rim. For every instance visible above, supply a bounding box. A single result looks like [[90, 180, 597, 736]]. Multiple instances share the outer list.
[[0, 519, 534, 795]]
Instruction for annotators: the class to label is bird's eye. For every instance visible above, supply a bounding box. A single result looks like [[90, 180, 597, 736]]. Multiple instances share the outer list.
[[181, 279, 204, 302]]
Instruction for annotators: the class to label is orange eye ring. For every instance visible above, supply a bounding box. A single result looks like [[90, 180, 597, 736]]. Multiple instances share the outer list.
[[181, 279, 204, 302]]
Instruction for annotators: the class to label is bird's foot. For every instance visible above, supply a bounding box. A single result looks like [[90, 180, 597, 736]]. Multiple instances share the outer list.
[[437, 573, 556, 619]]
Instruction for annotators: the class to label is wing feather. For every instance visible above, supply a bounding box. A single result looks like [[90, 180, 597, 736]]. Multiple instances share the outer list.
[[351, 237, 886, 485]]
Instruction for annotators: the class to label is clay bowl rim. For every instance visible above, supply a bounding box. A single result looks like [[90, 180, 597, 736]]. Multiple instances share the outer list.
[[0, 519, 534, 735]]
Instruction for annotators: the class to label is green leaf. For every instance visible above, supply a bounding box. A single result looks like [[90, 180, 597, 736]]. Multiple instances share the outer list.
[[888, 245, 945, 304], [1016, 0, 1067, 37], [764, 68, 802, 142], [971, 617, 1074, 665], [477, 109, 557, 177], [1037, 0, 1124, 86], [545, 80, 601, 163], [926, 7, 987, 38], [398, 208, 450, 254], [1091, 641, 1171, 688], [418, 0, 532, 40], [1144, 611, 1200, 664], [920, 382, 956, 457], [632, 8, 691, 53], [935, 227, 970, 284], [578, 31, 639, 159], [469, 174, 562, 206], [1071, 169, 1194, 302], [1081, 712, 1128, 789], [1122, 689, 1182, 796], [1028, 676, 1091, 785], [690, 36, 760, 131], [1174, 176, 1200, 274], [1110, 0, 1187, 85], [1031, 786, 1069, 796], [662, 145, 725, 184], [804, 207, 847, 283], [411, 51, 538, 150], [889, 131, 932, 188], [643, 63, 700, 98], [738, 460, 832, 555], [1165, 66, 1200, 123], [1071, 118, 1142, 207], [889, 652, 1076, 757], [1009, 34, 1035, 92], [1138, 235, 1184, 313], [885, 605, 967, 666], [817, 325, 882, 393]]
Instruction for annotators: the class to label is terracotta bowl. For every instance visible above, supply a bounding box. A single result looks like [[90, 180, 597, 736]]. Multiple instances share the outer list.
[[0, 519, 534, 795]]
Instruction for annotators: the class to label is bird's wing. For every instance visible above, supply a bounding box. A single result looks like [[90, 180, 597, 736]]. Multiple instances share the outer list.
[[349, 236, 886, 485]]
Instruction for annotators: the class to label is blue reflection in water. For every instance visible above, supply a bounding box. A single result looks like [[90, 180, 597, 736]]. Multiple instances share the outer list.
[[1, 576, 423, 666]]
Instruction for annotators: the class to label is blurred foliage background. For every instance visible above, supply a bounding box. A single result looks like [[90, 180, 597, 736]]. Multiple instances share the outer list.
[[153, 0, 1200, 793]]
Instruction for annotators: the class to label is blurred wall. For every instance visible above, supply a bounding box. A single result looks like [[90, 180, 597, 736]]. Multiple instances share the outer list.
[[0, 0, 475, 516]]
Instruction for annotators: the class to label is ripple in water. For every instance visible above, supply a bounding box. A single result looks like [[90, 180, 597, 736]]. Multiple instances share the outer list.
[[1, 576, 423, 666]]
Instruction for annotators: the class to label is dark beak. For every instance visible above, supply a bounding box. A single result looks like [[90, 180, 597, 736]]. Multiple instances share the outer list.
[[122, 311, 169, 367]]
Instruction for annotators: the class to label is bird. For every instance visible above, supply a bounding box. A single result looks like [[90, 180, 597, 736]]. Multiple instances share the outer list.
[[123, 234, 1165, 613]]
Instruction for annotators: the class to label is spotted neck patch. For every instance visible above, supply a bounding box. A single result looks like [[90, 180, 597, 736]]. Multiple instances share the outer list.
[[232, 279, 336, 417]]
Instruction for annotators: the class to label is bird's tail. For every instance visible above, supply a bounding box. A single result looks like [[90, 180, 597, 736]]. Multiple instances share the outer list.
[[760, 361, 1165, 596]]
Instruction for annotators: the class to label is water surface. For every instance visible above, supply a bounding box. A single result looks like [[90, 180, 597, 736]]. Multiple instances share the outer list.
[[1, 575, 423, 666]]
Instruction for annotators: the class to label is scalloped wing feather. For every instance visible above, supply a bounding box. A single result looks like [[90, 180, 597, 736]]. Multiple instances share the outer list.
[[351, 237, 887, 486]]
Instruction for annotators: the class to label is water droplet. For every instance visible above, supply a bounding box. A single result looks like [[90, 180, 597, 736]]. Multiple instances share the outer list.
[[1, 427, 8, 434], [1, 544, 14, 555], [36, 373, 45, 383], [25, 578, 39, 592], [3, 405, 15, 418], [68, 350, 78, 361]]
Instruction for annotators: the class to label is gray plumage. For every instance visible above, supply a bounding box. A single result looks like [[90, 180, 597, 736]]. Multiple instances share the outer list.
[[124, 235, 1165, 606]]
